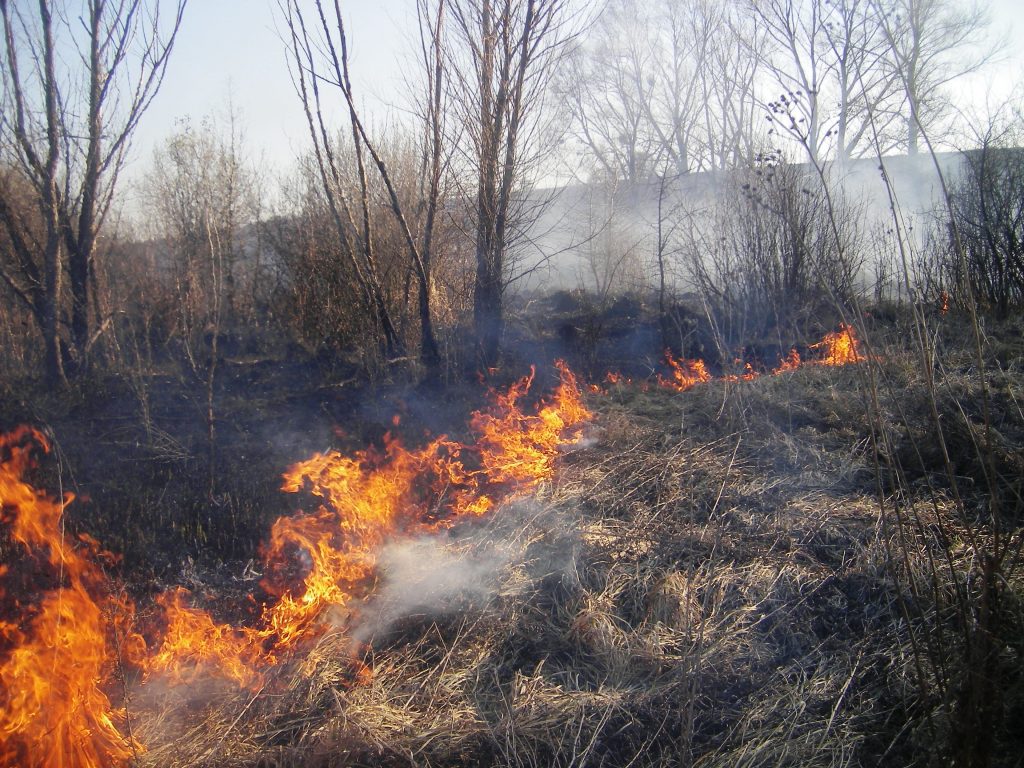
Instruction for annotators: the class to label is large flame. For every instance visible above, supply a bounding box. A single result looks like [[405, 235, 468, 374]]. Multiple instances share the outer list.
[[0, 363, 592, 762], [0, 427, 142, 768], [145, 361, 591, 687]]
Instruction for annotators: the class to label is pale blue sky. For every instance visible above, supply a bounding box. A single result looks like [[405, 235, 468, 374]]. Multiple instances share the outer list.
[[131, 0, 417, 179], [129, 0, 1024, 187]]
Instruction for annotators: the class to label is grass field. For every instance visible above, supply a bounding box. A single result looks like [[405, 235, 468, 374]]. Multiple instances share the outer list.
[[1, 309, 1022, 767]]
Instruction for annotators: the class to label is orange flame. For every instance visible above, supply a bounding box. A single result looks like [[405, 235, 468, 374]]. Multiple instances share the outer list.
[[590, 326, 865, 395], [773, 348, 801, 374], [809, 323, 863, 366], [0, 427, 142, 768], [658, 352, 712, 391], [145, 361, 592, 688], [723, 362, 759, 383]]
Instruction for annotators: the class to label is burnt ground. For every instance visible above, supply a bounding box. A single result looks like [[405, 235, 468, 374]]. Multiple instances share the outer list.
[[1, 301, 1023, 767]]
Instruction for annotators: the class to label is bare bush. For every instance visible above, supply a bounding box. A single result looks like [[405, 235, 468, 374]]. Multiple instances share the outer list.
[[686, 156, 865, 349], [945, 141, 1024, 318]]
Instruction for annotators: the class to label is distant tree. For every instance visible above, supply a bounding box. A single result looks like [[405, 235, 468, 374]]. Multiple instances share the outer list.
[[692, 0, 765, 170], [560, 0, 767, 178], [144, 113, 257, 365], [821, 0, 903, 160], [877, 0, 1001, 155], [0, 0, 186, 387], [144, 111, 260, 498], [557, 0, 662, 182], [749, 0, 833, 163]]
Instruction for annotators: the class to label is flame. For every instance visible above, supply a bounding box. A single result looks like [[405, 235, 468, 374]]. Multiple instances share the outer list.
[[939, 291, 950, 315], [142, 588, 265, 689], [722, 362, 759, 383], [593, 326, 865, 395], [657, 352, 712, 391], [772, 348, 801, 374], [0, 427, 142, 768], [809, 323, 863, 366], [145, 361, 591, 687]]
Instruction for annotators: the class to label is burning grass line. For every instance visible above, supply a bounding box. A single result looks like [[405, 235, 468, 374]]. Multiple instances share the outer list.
[[0, 363, 594, 765], [590, 324, 868, 398]]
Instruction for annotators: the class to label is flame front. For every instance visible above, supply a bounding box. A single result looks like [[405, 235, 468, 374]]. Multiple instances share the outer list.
[[658, 353, 712, 391], [0, 427, 141, 768], [147, 361, 592, 686], [772, 348, 802, 374]]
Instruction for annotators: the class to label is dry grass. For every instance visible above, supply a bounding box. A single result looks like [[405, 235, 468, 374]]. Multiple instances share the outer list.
[[127, 343, 1023, 767]]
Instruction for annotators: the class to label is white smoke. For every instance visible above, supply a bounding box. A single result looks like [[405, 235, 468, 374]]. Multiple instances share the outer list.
[[350, 503, 578, 646], [349, 534, 512, 646]]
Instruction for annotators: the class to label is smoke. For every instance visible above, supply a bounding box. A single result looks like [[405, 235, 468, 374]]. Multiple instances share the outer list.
[[350, 502, 578, 646]]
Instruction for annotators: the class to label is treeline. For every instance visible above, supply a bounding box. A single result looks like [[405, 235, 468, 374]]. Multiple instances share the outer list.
[[0, 0, 1022, 389]]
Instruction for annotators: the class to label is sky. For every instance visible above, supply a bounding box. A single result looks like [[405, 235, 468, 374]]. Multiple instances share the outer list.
[[128, 0, 418, 186], [126, 0, 1024, 196]]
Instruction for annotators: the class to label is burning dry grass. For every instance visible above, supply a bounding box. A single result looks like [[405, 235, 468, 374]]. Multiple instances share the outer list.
[[3, 333, 1022, 766], [119, 356, 1019, 767]]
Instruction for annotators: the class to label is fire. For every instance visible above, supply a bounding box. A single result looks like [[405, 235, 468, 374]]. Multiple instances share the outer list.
[[0, 362, 593, 762], [594, 325, 865, 395], [723, 362, 759, 383], [773, 348, 801, 374], [658, 352, 712, 391], [0, 427, 142, 768], [145, 361, 591, 688], [810, 323, 863, 366], [143, 588, 265, 689]]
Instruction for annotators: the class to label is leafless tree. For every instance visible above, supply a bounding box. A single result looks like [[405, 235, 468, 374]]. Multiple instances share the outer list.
[[821, 0, 902, 160], [692, 0, 765, 169], [0, 0, 186, 387], [144, 113, 257, 363], [556, 0, 662, 182], [282, 0, 447, 370], [143, 111, 260, 496], [749, 0, 834, 163], [876, 0, 1001, 155], [560, 0, 764, 178], [446, 0, 576, 368]]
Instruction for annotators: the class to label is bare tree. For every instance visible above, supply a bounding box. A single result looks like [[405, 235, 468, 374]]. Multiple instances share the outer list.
[[749, 0, 833, 162], [282, 0, 447, 369], [447, 0, 576, 368], [144, 113, 257, 364], [560, 0, 764, 178], [692, 0, 765, 169], [822, 0, 902, 160], [143, 111, 260, 497], [0, 0, 186, 387], [876, 0, 1001, 155], [556, 0, 662, 182]]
